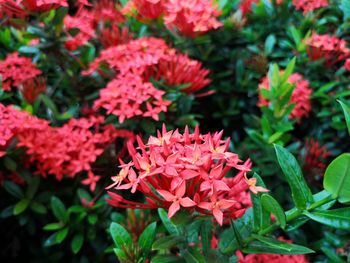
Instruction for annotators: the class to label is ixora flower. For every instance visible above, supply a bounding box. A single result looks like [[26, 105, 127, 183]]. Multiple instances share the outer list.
[[0, 52, 41, 91], [258, 72, 312, 120], [302, 139, 330, 177], [305, 32, 350, 67], [107, 125, 268, 225], [292, 0, 328, 14], [19, 0, 68, 11], [0, 104, 135, 185]]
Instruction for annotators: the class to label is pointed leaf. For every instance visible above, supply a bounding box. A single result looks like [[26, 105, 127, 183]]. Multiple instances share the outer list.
[[251, 173, 270, 232], [51, 196, 68, 223], [109, 222, 132, 250], [303, 208, 350, 230], [138, 222, 157, 253], [244, 235, 314, 255], [71, 234, 84, 254], [158, 208, 181, 235], [14, 199, 30, 215], [274, 144, 314, 209], [261, 194, 286, 229], [338, 100, 350, 136]]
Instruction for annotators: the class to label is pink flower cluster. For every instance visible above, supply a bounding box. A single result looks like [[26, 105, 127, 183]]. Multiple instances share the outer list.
[[0, 103, 134, 186], [292, 0, 328, 14], [123, 0, 222, 37], [85, 37, 211, 123], [63, 0, 126, 50], [0, 52, 41, 91], [306, 32, 350, 67], [303, 139, 330, 177], [94, 73, 170, 123], [258, 72, 312, 120], [107, 125, 268, 225]]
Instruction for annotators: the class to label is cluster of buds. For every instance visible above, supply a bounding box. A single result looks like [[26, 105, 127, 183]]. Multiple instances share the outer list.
[[107, 125, 268, 225]]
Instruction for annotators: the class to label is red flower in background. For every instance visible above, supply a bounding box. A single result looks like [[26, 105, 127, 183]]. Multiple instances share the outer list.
[[0, 52, 41, 91], [64, 9, 95, 51], [292, 0, 328, 14], [99, 25, 132, 48], [164, 0, 222, 37], [107, 125, 267, 225], [344, 58, 350, 71], [238, 0, 259, 16], [93, 73, 171, 123], [258, 72, 312, 120], [20, 0, 68, 11], [302, 139, 330, 178], [123, 0, 165, 20], [0, 104, 134, 184], [19, 76, 46, 104], [305, 32, 350, 67]]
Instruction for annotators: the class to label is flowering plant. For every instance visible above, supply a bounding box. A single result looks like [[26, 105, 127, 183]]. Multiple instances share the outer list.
[[1, 0, 350, 262]]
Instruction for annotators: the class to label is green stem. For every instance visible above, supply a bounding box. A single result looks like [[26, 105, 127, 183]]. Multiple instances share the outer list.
[[245, 193, 334, 244]]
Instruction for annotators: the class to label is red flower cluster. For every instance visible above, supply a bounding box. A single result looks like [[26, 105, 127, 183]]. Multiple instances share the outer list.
[[292, 0, 328, 14], [0, 52, 41, 91], [258, 72, 312, 120], [0, 103, 134, 186], [306, 32, 350, 67], [99, 25, 132, 48], [19, 77, 46, 104], [0, 0, 67, 17], [85, 37, 211, 123], [238, 0, 259, 16], [123, 0, 222, 36], [107, 125, 268, 225], [302, 139, 330, 177], [93, 73, 170, 123], [64, 9, 95, 51], [344, 58, 350, 71]]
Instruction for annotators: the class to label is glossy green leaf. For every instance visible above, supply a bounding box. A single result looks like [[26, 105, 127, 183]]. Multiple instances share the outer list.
[[244, 235, 314, 255], [138, 222, 157, 253], [303, 208, 350, 230], [251, 173, 270, 232], [109, 222, 132, 250], [338, 100, 350, 136], [44, 232, 58, 247], [158, 208, 181, 235], [152, 235, 185, 250], [51, 196, 68, 223], [71, 234, 84, 254], [14, 199, 30, 215], [43, 222, 63, 231], [261, 194, 286, 229], [274, 144, 314, 209], [151, 255, 184, 263], [323, 153, 350, 203], [56, 227, 68, 244], [281, 57, 296, 83], [200, 220, 211, 256]]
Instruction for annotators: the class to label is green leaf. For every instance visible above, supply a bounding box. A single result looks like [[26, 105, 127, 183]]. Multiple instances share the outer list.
[[244, 235, 314, 255], [304, 208, 350, 230], [323, 153, 350, 203], [14, 199, 30, 215], [44, 232, 58, 247], [158, 208, 181, 235], [338, 100, 350, 136], [151, 255, 184, 263], [152, 235, 185, 250], [113, 248, 128, 262], [3, 181, 24, 199], [281, 57, 296, 83], [71, 234, 84, 254], [56, 227, 69, 244], [268, 64, 280, 91], [43, 223, 63, 231], [138, 222, 157, 253], [51, 196, 68, 223], [251, 173, 270, 232], [200, 220, 211, 256], [182, 249, 201, 263], [261, 194, 286, 229], [25, 176, 40, 199], [274, 144, 314, 209], [264, 34, 276, 55], [3, 157, 17, 171], [109, 222, 132, 250]]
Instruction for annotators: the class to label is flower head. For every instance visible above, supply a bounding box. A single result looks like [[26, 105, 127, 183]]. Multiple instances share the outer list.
[[292, 0, 328, 14], [107, 125, 264, 225]]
